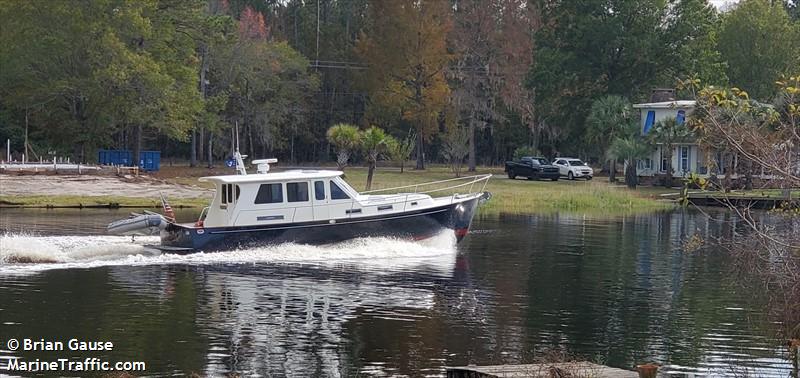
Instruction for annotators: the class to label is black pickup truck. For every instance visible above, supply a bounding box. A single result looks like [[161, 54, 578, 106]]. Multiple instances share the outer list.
[[505, 157, 560, 181]]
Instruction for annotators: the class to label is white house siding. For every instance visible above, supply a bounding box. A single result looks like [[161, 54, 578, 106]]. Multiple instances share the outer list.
[[638, 144, 704, 178], [633, 101, 698, 178]]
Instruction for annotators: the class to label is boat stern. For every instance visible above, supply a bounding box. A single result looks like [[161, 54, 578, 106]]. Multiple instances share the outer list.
[[159, 223, 212, 252]]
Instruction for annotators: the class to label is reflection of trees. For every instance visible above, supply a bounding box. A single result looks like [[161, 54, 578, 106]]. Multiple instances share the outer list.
[[0, 211, 791, 376], [467, 211, 788, 376], [0, 266, 208, 373]]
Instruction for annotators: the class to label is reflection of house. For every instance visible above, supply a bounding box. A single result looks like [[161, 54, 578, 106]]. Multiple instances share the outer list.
[[633, 100, 707, 178]]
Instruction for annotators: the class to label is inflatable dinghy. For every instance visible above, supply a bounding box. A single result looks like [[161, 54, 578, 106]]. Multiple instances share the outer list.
[[107, 211, 167, 236]]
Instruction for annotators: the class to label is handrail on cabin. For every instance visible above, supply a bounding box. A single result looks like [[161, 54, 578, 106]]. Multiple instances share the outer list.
[[360, 174, 492, 195]]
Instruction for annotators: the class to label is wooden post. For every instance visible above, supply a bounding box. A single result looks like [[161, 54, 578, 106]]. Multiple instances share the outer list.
[[789, 339, 799, 378], [636, 363, 658, 378]]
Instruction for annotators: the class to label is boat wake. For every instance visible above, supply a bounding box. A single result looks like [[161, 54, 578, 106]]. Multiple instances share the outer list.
[[0, 231, 458, 275]]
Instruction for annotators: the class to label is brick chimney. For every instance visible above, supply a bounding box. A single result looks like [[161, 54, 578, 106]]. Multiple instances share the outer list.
[[649, 88, 676, 102]]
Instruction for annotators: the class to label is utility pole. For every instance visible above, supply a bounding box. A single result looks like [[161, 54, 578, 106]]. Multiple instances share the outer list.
[[316, 0, 320, 67], [24, 108, 28, 164]]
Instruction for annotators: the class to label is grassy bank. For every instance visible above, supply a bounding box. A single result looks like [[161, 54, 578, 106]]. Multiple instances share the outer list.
[[341, 166, 673, 216], [1, 165, 673, 214]]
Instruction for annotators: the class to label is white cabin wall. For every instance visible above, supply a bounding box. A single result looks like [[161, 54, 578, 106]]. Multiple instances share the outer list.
[[203, 185, 227, 227]]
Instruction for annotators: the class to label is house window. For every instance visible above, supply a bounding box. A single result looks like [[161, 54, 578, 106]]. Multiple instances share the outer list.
[[314, 181, 325, 200], [287, 182, 309, 202], [255, 183, 283, 204], [330, 181, 350, 200], [660, 148, 669, 172], [676, 110, 686, 125], [680, 146, 690, 172], [638, 158, 652, 170]]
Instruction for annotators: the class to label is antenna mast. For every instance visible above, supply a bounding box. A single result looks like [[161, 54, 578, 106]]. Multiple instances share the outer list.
[[233, 121, 247, 175]]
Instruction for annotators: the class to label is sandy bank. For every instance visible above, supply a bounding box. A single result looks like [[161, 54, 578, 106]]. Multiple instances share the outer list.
[[0, 174, 212, 199]]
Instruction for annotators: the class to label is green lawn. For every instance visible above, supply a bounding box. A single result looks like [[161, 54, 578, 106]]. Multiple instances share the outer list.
[[341, 166, 673, 216], [1, 165, 674, 214]]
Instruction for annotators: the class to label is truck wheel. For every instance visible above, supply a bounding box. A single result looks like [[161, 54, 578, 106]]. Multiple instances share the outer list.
[[586, 176, 593, 180], [551, 177, 558, 181], [508, 170, 516, 179], [568, 171, 574, 180]]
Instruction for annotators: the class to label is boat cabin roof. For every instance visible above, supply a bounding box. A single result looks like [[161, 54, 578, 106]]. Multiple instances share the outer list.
[[199, 169, 344, 184]]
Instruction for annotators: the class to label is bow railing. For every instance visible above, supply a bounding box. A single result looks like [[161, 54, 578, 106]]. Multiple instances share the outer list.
[[361, 174, 492, 197]]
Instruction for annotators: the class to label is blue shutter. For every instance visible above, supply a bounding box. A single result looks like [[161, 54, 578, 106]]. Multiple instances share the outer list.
[[676, 110, 686, 125], [643, 111, 656, 134]]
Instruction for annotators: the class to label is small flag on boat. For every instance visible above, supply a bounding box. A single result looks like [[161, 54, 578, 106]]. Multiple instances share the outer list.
[[160, 193, 176, 223]]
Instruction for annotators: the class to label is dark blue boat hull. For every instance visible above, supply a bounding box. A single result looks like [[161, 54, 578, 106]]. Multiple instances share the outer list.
[[159, 197, 480, 253]]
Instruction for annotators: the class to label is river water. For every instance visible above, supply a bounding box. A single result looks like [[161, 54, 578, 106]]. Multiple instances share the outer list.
[[0, 208, 793, 377]]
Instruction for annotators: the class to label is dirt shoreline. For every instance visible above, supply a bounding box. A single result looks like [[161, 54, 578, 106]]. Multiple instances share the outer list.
[[0, 174, 212, 199]]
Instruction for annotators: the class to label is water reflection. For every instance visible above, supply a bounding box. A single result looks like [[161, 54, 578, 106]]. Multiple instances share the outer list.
[[0, 209, 794, 376]]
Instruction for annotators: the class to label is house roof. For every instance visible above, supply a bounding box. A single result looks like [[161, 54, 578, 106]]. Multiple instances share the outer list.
[[632, 100, 696, 109], [199, 170, 343, 184]]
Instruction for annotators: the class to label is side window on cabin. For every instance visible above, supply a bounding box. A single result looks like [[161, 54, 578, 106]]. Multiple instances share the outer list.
[[220, 184, 240, 205], [330, 181, 350, 200], [314, 181, 325, 200], [221, 184, 240, 204], [287, 182, 309, 202], [255, 183, 283, 204]]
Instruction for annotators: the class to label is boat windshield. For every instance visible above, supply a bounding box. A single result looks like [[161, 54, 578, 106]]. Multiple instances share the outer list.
[[330, 180, 351, 200]]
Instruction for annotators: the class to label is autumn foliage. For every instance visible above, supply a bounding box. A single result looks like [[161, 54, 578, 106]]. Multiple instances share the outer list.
[[239, 6, 267, 40]]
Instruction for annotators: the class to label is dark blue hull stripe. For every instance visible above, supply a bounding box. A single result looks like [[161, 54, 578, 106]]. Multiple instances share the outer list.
[[208, 208, 450, 234]]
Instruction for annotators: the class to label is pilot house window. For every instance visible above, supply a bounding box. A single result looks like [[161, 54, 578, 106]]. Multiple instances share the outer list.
[[255, 183, 283, 204], [330, 181, 350, 200], [287, 182, 309, 202]]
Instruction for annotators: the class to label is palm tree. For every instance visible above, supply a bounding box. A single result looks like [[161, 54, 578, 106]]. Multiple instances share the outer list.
[[326, 123, 361, 171], [586, 95, 637, 182], [647, 117, 693, 187], [361, 126, 390, 190], [608, 137, 652, 188]]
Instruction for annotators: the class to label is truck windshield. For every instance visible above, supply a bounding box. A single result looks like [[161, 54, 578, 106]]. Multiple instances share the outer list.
[[568, 160, 585, 166], [525, 158, 547, 165]]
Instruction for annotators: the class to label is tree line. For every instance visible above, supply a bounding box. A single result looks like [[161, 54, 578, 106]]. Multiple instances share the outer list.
[[0, 0, 798, 170]]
